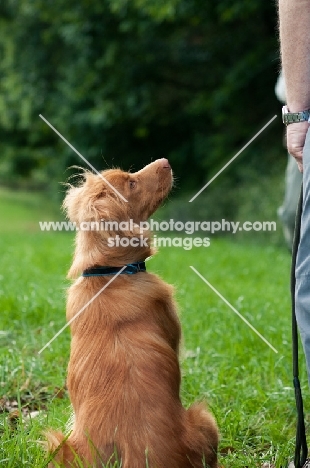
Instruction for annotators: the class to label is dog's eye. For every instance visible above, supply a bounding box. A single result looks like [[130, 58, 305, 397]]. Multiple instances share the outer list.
[[129, 180, 137, 189]]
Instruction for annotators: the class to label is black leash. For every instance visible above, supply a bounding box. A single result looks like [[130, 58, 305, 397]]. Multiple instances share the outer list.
[[291, 183, 308, 467]]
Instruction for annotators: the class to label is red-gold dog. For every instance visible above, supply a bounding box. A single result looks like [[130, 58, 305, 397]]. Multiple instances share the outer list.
[[46, 159, 219, 467]]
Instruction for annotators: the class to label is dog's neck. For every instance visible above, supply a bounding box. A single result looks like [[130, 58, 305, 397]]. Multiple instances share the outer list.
[[67, 230, 153, 279], [82, 261, 147, 277]]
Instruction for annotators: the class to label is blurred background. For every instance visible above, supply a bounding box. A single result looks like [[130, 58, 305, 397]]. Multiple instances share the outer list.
[[0, 0, 284, 231]]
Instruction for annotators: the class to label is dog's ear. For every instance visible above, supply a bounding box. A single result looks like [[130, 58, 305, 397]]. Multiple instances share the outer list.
[[62, 185, 84, 223], [63, 173, 113, 224]]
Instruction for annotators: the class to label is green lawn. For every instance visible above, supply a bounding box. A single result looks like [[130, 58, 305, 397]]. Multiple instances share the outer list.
[[0, 188, 306, 467]]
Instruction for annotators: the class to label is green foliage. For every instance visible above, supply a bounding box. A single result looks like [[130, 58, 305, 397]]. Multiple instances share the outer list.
[[0, 0, 281, 196]]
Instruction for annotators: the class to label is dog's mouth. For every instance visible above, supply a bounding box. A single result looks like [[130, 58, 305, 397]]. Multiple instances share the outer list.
[[160, 158, 171, 170]]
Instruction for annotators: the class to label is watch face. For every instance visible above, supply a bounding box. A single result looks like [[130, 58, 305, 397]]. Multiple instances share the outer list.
[[282, 106, 288, 124], [282, 105, 288, 115]]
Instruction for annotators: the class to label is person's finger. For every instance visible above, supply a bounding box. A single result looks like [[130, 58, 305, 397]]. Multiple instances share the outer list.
[[297, 160, 303, 173], [286, 121, 309, 162]]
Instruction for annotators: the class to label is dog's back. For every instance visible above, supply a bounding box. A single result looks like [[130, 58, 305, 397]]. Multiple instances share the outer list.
[[67, 273, 182, 467]]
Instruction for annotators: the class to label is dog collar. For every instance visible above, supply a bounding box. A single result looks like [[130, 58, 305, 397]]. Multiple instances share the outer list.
[[82, 261, 146, 277]]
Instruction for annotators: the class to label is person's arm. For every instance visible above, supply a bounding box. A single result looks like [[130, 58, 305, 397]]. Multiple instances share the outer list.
[[279, 0, 310, 170]]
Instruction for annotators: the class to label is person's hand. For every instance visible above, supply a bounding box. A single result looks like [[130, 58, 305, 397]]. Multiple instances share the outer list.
[[286, 121, 310, 172]]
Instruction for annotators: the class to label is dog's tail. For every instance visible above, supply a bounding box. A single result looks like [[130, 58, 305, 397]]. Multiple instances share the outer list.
[[183, 402, 219, 468], [44, 429, 77, 467]]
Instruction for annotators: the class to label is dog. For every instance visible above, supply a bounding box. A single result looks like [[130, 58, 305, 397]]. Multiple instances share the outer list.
[[45, 158, 219, 467]]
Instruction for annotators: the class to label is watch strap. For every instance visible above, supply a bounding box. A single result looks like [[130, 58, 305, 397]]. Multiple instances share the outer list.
[[282, 105, 310, 125]]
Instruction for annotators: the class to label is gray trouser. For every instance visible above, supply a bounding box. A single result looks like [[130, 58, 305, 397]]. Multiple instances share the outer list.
[[296, 128, 310, 383], [278, 154, 302, 248]]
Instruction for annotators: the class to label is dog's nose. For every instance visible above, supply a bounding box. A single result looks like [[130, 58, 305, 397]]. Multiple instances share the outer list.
[[159, 158, 171, 169]]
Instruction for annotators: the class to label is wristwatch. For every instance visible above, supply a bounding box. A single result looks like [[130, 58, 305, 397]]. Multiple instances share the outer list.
[[282, 105, 310, 125]]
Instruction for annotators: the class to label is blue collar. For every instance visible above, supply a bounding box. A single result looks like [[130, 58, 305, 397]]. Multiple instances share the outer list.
[[82, 261, 146, 277]]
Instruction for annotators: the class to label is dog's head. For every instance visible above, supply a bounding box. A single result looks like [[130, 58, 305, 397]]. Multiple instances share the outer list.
[[63, 159, 173, 275], [64, 158, 172, 225]]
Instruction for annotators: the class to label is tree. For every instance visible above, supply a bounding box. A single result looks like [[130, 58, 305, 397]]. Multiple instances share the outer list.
[[0, 0, 281, 193]]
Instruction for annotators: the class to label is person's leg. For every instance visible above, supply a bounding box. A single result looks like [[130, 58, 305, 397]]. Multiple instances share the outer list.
[[296, 127, 310, 383]]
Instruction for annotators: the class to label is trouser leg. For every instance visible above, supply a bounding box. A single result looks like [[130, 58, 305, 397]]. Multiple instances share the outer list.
[[278, 153, 302, 248], [296, 127, 310, 384]]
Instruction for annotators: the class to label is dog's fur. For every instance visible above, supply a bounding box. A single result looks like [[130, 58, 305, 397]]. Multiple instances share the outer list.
[[45, 159, 219, 468]]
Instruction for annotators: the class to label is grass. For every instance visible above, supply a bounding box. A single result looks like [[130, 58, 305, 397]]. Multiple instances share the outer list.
[[0, 187, 307, 467]]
